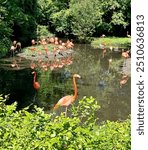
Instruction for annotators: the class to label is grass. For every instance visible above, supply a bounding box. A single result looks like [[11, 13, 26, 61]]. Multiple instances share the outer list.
[[91, 37, 131, 48], [22, 44, 55, 56]]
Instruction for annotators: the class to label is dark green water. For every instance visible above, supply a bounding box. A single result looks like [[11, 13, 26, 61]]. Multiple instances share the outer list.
[[0, 44, 131, 121]]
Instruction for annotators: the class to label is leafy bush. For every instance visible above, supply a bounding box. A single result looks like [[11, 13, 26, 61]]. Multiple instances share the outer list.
[[96, 120, 131, 150], [37, 0, 130, 42], [70, 0, 101, 43], [37, 25, 54, 39], [0, 95, 130, 149], [0, 37, 11, 57], [0, 4, 12, 57]]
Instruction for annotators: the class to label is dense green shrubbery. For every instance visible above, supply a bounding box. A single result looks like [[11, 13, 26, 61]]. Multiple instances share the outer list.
[[0, 95, 130, 150], [37, 25, 54, 39], [0, 2, 12, 57], [0, 0, 38, 57], [38, 0, 131, 42]]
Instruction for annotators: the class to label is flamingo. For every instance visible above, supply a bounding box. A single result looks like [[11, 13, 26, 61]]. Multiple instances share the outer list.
[[54, 37, 59, 45], [16, 42, 22, 52], [122, 49, 130, 66], [101, 34, 106, 38], [108, 58, 112, 70], [32, 71, 40, 90], [102, 48, 106, 58], [10, 60, 17, 68], [13, 40, 17, 46], [41, 39, 47, 45], [31, 39, 36, 45], [109, 42, 113, 52], [53, 74, 81, 116], [30, 62, 36, 69], [120, 74, 129, 88], [122, 49, 129, 58], [49, 37, 55, 44], [10, 45, 16, 57], [127, 31, 131, 38]]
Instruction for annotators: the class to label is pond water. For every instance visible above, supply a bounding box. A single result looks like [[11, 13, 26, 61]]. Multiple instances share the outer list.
[[0, 44, 131, 122]]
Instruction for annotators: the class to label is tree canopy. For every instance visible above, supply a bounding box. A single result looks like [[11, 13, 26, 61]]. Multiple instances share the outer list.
[[0, 0, 131, 56]]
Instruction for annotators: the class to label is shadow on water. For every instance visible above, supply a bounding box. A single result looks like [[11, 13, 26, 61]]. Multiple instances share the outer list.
[[0, 44, 131, 121]]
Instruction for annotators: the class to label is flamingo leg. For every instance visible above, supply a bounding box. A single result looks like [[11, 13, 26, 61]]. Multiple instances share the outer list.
[[124, 59, 127, 66], [65, 107, 68, 117]]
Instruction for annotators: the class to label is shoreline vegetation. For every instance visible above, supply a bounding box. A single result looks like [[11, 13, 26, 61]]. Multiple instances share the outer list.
[[91, 37, 131, 49]]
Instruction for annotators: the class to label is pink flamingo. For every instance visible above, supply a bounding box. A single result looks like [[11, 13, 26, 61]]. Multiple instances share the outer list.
[[120, 74, 129, 88], [53, 74, 81, 116]]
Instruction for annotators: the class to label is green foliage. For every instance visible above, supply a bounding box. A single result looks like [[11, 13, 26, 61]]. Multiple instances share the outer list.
[[51, 9, 72, 35], [37, 0, 130, 42], [0, 0, 38, 58], [95, 0, 131, 35], [70, 0, 101, 43], [0, 0, 38, 49], [37, 25, 54, 38], [0, 37, 11, 57], [94, 119, 131, 150], [37, 0, 53, 25], [70, 96, 100, 125], [0, 95, 130, 149], [0, 3, 12, 57]]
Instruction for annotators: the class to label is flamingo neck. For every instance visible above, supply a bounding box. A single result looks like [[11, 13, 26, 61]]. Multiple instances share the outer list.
[[73, 76, 78, 100], [34, 72, 36, 83]]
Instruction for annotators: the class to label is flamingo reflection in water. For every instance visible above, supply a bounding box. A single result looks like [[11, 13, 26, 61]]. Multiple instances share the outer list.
[[32, 71, 40, 90]]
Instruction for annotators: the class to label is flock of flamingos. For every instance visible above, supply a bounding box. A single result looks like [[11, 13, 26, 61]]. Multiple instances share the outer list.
[[10, 37, 74, 71], [9, 36, 130, 115]]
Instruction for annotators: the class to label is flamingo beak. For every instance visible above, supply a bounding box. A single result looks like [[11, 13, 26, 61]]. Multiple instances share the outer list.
[[77, 75, 81, 78], [74, 74, 81, 78]]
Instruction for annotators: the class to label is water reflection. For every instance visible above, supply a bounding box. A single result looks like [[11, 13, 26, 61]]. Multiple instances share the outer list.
[[0, 44, 131, 121]]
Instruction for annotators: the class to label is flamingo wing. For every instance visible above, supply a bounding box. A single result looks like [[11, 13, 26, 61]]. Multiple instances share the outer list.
[[53, 95, 74, 110]]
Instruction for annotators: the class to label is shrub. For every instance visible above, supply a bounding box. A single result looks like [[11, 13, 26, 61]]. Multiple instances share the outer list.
[[37, 25, 54, 39], [0, 95, 130, 149]]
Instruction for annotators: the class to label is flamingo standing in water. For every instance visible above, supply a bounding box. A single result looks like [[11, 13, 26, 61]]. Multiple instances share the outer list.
[[127, 31, 131, 38], [32, 71, 40, 90], [122, 49, 130, 66], [122, 49, 130, 58], [53, 74, 81, 116]]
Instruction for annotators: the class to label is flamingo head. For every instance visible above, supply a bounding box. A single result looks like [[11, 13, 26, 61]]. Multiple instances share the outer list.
[[73, 74, 81, 78], [122, 49, 124, 52], [32, 71, 36, 74]]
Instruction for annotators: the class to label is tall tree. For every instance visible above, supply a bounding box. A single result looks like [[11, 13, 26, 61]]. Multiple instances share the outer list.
[[95, 0, 131, 36], [70, 0, 102, 42], [0, 0, 12, 56]]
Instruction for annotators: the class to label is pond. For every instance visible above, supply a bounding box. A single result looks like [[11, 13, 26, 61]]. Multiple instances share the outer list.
[[0, 44, 131, 122]]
